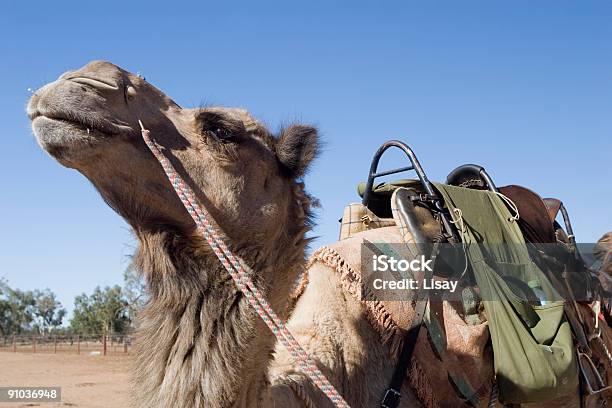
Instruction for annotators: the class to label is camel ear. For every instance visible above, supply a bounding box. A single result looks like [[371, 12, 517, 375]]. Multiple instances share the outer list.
[[276, 125, 319, 177]]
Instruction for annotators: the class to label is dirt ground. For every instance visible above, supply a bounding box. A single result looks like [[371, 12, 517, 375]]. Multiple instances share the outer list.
[[0, 352, 131, 407]]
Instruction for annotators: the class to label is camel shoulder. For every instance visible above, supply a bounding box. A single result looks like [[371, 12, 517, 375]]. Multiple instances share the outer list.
[[271, 261, 398, 407]]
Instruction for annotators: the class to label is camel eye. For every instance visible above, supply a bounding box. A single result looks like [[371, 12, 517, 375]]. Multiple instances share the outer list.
[[197, 110, 245, 144], [212, 128, 233, 142]]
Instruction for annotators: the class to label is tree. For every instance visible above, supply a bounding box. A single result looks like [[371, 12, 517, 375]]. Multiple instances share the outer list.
[[32, 289, 66, 334], [0, 283, 36, 335], [70, 286, 131, 335], [0, 278, 9, 335], [123, 259, 147, 327], [0, 281, 66, 335]]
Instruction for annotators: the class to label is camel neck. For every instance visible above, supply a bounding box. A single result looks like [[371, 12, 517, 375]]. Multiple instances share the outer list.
[[131, 230, 301, 408]]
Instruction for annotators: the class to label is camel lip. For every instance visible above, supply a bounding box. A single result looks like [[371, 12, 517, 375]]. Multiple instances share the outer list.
[[33, 114, 115, 136], [31, 115, 114, 164], [31, 115, 116, 147], [29, 108, 122, 137]]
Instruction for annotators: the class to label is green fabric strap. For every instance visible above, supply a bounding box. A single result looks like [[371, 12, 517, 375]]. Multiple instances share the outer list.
[[432, 183, 579, 404]]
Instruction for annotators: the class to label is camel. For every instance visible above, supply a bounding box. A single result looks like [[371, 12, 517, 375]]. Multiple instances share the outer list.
[[28, 61, 597, 408]]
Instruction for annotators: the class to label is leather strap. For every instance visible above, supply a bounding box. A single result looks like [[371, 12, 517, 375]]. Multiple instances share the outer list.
[[380, 245, 437, 408], [542, 198, 562, 224]]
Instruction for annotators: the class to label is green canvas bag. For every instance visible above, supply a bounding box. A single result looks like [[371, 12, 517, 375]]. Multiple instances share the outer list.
[[433, 183, 579, 404]]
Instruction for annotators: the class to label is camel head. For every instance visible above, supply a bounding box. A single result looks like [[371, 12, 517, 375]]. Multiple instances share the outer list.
[[28, 60, 319, 254]]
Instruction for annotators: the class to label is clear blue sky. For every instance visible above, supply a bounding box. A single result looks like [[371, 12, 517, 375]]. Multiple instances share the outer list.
[[1, 1, 610, 318]]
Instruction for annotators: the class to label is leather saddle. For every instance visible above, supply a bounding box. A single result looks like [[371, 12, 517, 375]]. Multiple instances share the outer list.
[[446, 164, 557, 244]]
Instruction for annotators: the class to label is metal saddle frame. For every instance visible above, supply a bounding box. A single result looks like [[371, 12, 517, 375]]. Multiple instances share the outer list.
[[361, 140, 460, 244]]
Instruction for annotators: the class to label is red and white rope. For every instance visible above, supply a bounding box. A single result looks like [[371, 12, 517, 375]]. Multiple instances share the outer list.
[[139, 121, 349, 408]]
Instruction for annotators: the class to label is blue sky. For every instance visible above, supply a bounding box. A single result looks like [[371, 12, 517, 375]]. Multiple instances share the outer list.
[[1, 1, 610, 318]]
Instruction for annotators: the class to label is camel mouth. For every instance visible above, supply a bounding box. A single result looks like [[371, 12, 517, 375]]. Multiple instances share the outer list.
[[31, 112, 116, 137], [31, 113, 117, 163], [29, 111, 121, 138]]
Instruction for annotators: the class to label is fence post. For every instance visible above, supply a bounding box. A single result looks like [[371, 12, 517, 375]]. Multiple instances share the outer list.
[[77, 335, 80, 355], [103, 334, 107, 356], [54, 336, 57, 354], [12, 335, 16, 353], [32, 336, 36, 353], [124, 337, 128, 354]]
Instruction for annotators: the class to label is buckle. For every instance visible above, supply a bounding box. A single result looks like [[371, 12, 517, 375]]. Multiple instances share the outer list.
[[410, 193, 435, 203], [578, 351, 612, 395], [381, 388, 401, 408]]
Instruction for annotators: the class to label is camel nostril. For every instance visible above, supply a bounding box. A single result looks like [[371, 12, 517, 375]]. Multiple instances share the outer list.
[[67, 76, 119, 91]]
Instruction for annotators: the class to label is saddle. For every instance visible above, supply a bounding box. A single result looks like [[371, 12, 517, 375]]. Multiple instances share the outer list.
[[330, 187, 606, 407], [350, 147, 612, 407]]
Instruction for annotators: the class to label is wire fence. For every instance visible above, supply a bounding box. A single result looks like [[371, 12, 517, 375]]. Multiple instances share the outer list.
[[0, 334, 133, 356]]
